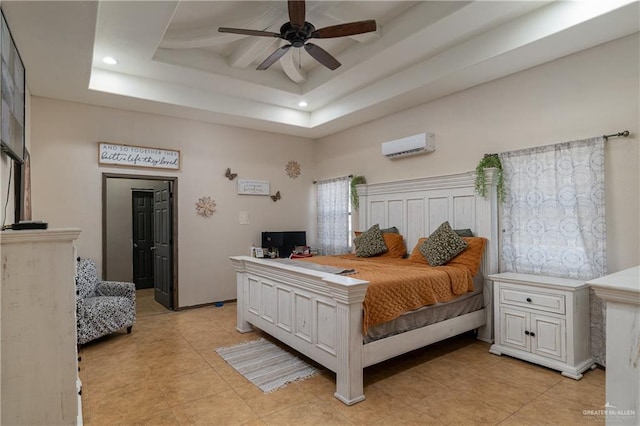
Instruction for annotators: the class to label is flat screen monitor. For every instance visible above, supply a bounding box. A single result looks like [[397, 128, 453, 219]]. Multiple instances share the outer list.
[[261, 231, 283, 248], [0, 11, 25, 164], [261, 231, 306, 258]]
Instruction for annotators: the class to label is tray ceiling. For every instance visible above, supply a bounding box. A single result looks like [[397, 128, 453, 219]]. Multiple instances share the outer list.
[[3, 0, 639, 138]]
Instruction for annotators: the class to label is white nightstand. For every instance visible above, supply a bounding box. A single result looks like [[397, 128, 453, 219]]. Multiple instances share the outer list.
[[489, 272, 595, 379]]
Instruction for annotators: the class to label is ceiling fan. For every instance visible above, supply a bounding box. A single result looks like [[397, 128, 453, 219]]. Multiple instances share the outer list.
[[218, 0, 377, 71]]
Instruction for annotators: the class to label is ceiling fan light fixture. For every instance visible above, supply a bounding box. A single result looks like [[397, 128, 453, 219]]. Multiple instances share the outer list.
[[220, 0, 376, 71], [298, 100, 308, 107], [102, 56, 119, 65]]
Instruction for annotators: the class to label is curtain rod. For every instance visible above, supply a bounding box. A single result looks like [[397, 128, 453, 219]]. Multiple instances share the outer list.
[[313, 174, 353, 184], [603, 130, 630, 141]]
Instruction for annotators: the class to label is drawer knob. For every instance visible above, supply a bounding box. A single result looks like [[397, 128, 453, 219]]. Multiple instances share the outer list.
[[525, 330, 530, 335], [530, 332, 536, 337], [526, 297, 532, 303]]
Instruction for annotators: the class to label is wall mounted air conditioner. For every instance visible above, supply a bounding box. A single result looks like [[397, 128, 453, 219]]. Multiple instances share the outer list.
[[382, 133, 435, 159]]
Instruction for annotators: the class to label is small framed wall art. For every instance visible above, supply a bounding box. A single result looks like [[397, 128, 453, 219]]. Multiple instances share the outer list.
[[237, 179, 270, 196]]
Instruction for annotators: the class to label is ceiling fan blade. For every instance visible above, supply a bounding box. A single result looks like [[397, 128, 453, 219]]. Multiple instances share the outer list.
[[304, 43, 341, 70], [257, 45, 292, 70], [288, 0, 306, 27], [218, 27, 282, 38], [311, 20, 377, 39]]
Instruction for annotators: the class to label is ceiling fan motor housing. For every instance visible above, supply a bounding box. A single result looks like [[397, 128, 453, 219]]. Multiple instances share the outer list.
[[280, 22, 315, 47]]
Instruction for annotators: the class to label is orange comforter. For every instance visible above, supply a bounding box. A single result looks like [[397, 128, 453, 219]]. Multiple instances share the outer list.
[[296, 255, 475, 333]]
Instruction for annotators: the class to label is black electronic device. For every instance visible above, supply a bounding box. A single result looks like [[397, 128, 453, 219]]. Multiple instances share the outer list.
[[6, 220, 48, 230], [262, 231, 284, 248], [261, 231, 306, 258], [0, 11, 26, 164]]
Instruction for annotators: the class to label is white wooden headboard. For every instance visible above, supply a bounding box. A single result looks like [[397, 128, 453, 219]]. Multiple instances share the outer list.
[[356, 169, 500, 341]]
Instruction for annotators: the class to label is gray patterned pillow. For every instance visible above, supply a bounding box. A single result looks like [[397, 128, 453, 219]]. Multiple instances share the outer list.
[[354, 224, 388, 257], [454, 228, 473, 237], [419, 221, 468, 266]]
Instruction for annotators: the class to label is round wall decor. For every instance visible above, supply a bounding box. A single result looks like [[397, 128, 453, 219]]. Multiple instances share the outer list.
[[285, 160, 301, 179], [195, 196, 216, 217]]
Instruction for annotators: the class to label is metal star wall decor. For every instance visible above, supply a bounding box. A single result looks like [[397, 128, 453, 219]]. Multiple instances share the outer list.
[[195, 196, 216, 217], [285, 160, 301, 179]]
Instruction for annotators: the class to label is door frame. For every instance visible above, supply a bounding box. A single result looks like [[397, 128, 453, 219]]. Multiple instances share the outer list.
[[102, 173, 179, 309]]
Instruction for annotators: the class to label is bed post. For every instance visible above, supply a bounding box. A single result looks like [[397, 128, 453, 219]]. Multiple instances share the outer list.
[[356, 183, 368, 234], [475, 168, 500, 343], [230, 257, 253, 333], [325, 277, 368, 406]]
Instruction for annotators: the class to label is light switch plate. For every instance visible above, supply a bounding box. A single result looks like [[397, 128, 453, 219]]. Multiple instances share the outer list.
[[239, 211, 250, 225]]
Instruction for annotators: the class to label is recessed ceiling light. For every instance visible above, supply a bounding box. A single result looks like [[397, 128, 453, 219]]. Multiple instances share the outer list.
[[102, 56, 119, 65], [298, 101, 308, 107]]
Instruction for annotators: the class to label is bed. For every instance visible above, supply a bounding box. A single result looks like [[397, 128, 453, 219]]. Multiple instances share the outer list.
[[230, 169, 499, 405]]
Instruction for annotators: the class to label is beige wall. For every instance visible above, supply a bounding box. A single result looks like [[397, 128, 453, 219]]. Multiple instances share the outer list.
[[0, 155, 14, 227], [316, 34, 640, 273], [30, 99, 316, 307]]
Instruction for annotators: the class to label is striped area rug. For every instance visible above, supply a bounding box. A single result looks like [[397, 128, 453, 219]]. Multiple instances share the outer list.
[[216, 338, 319, 393]]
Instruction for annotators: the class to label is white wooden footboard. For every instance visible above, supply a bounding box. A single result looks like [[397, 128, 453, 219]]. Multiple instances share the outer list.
[[230, 256, 369, 405], [230, 256, 489, 405]]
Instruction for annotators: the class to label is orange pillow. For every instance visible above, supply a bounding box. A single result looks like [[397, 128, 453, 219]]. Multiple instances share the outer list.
[[354, 231, 407, 258], [379, 233, 407, 258], [448, 237, 487, 275], [408, 237, 428, 261], [409, 237, 487, 275]]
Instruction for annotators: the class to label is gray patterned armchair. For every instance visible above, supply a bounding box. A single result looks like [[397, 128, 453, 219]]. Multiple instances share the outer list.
[[75, 257, 136, 345]]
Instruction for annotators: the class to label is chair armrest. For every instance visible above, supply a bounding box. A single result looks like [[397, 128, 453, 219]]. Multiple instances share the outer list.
[[76, 297, 87, 318], [97, 281, 136, 299]]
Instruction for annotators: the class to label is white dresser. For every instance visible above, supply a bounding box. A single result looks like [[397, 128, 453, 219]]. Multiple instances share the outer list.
[[489, 272, 595, 379], [1, 228, 82, 425], [588, 266, 640, 426]]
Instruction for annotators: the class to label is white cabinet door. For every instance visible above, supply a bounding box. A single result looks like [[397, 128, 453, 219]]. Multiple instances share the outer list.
[[531, 313, 566, 361], [501, 308, 529, 351]]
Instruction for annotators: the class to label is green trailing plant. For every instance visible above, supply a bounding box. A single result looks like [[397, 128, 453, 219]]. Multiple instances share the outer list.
[[350, 176, 366, 210], [475, 153, 505, 202]]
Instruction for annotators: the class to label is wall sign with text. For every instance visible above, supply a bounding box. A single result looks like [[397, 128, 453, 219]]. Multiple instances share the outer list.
[[98, 142, 181, 170], [237, 179, 270, 195]]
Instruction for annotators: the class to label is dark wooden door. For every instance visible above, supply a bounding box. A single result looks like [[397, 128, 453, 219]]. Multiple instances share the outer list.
[[132, 190, 155, 289], [153, 181, 173, 309]]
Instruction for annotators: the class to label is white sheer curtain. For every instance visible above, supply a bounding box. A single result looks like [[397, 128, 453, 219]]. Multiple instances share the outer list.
[[499, 136, 607, 365], [316, 176, 350, 255]]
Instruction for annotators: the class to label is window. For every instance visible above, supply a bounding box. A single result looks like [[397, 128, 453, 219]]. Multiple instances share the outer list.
[[316, 176, 350, 255], [499, 138, 606, 279]]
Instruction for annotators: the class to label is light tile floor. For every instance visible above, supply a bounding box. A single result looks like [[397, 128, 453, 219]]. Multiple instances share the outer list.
[[79, 301, 605, 425], [136, 288, 170, 317]]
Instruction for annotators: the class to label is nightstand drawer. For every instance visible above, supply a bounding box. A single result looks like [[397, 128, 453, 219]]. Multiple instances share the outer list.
[[499, 286, 565, 314]]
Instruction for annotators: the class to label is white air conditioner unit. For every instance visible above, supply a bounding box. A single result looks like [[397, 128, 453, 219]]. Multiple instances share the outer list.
[[382, 133, 435, 159]]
